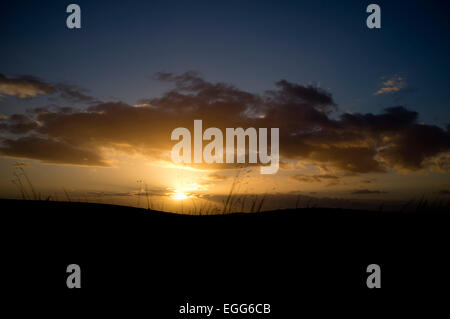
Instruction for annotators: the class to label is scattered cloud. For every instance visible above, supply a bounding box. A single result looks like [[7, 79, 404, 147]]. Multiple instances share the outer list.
[[0, 74, 54, 98], [132, 103, 151, 108], [0, 73, 100, 104], [375, 75, 407, 95], [53, 83, 101, 104]]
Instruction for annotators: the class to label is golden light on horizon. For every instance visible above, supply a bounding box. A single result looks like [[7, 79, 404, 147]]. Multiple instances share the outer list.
[[168, 180, 207, 201]]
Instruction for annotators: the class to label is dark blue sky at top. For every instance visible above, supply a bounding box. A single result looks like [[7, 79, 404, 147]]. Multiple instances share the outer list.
[[1, 0, 449, 125]]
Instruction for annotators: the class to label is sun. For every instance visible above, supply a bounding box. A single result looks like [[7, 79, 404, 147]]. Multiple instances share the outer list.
[[171, 190, 188, 200], [168, 181, 206, 201]]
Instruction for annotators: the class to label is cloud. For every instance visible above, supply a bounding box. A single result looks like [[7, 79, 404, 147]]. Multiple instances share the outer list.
[[374, 75, 407, 95], [207, 173, 229, 181], [0, 74, 54, 98], [270, 80, 336, 111], [292, 174, 339, 183], [0, 74, 99, 103], [351, 189, 388, 195], [53, 83, 101, 104], [422, 152, 450, 172], [0, 72, 449, 173], [340, 106, 418, 131], [0, 114, 39, 134], [86, 191, 133, 197], [0, 135, 109, 166], [377, 122, 450, 171]]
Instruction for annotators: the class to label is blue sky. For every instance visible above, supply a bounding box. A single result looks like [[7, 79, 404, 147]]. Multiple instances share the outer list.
[[1, 0, 449, 125]]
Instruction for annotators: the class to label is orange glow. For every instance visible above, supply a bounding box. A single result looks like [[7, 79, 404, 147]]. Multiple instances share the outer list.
[[171, 190, 189, 200]]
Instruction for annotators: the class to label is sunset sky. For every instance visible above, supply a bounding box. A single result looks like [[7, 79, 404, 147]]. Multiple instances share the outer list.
[[1, 0, 449, 211]]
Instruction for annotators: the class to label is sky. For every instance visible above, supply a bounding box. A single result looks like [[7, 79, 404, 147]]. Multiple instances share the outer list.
[[1, 0, 450, 212]]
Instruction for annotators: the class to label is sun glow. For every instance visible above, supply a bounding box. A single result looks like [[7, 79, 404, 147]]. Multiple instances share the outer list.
[[171, 190, 189, 200], [168, 180, 207, 201]]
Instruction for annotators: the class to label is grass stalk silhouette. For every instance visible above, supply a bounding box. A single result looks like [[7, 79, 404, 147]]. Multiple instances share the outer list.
[[7, 166, 450, 214]]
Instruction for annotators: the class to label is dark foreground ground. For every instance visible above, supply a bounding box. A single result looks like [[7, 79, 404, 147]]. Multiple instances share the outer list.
[[2, 199, 449, 316]]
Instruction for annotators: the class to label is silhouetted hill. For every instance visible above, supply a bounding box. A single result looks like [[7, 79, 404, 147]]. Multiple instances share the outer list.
[[3, 199, 449, 316]]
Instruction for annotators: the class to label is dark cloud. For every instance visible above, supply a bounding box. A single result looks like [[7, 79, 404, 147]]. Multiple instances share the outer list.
[[352, 189, 388, 195], [0, 135, 108, 166], [292, 174, 339, 183], [269, 80, 336, 111], [378, 123, 450, 170], [53, 84, 101, 104], [340, 106, 418, 132], [0, 114, 39, 134], [0, 74, 99, 104], [86, 191, 132, 197], [0, 72, 449, 173], [0, 74, 54, 98]]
